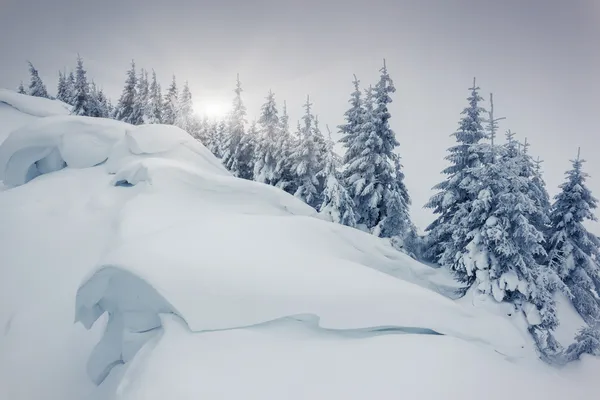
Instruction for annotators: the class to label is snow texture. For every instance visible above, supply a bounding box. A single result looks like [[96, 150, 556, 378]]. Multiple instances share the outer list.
[[1, 93, 599, 400]]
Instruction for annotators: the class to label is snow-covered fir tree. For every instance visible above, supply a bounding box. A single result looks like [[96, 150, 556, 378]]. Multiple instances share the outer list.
[[424, 78, 488, 265], [318, 127, 356, 227], [176, 81, 194, 132], [339, 74, 363, 167], [547, 149, 600, 326], [114, 61, 139, 124], [274, 100, 296, 193], [162, 75, 178, 125], [565, 327, 600, 362], [72, 55, 91, 116], [131, 68, 150, 125], [232, 120, 258, 180], [342, 62, 410, 237], [56, 71, 70, 103], [222, 75, 247, 175], [17, 81, 26, 95], [148, 70, 163, 124], [27, 61, 49, 98], [65, 71, 76, 105], [290, 96, 324, 208], [215, 120, 228, 158], [206, 120, 222, 158], [254, 90, 280, 185], [87, 82, 109, 118]]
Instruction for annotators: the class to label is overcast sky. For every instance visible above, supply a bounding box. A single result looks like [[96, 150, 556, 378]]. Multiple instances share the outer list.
[[1, 0, 599, 233]]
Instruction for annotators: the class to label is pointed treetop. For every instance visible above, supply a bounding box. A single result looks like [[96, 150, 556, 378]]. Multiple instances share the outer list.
[[577, 147, 581, 161], [534, 156, 544, 174], [523, 137, 530, 154]]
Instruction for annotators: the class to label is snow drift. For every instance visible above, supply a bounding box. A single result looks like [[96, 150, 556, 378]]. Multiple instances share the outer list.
[[0, 91, 598, 400]]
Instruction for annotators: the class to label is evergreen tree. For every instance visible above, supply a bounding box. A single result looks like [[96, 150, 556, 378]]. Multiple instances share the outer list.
[[547, 149, 600, 326], [56, 71, 69, 103], [65, 71, 76, 106], [175, 81, 194, 132], [222, 74, 247, 174], [17, 81, 26, 95], [87, 82, 109, 118], [132, 68, 150, 125], [274, 100, 296, 193], [114, 60, 139, 124], [290, 96, 322, 208], [27, 61, 49, 98], [72, 55, 91, 116], [215, 120, 228, 158], [339, 74, 364, 166], [425, 78, 487, 264], [565, 327, 600, 361], [206, 120, 222, 158], [148, 70, 163, 124], [318, 127, 357, 227], [162, 75, 178, 125], [232, 120, 258, 180], [254, 90, 280, 184]]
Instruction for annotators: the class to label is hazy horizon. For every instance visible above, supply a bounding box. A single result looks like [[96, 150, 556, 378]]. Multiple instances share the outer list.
[[1, 0, 598, 233]]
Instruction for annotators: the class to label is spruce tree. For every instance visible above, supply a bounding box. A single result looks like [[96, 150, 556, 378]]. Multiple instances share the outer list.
[[206, 120, 222, 158], [290, 96, 322, 208], [274, 100, 296, 193], [56, 71, 69, 103], [176, 81, 194, 132], [72, 55, 91, 116], [131, 68, 150, 125], [114, 60, 138, 124], [222, 75, 247, 175], [425, 78, 487, 264], [148, 70, 163, 124], [66, 71, 76, 106], [162, 75, 178, 125], [254, 90, 280, 185], [232, 120, 258, 180], [318, 127, 357, 227], [17, 81, 26, 95], [548, 149, 600, 326], [339, 75, 364, 167], [27, 61, 49, 98], [87, 82, 108, 118]]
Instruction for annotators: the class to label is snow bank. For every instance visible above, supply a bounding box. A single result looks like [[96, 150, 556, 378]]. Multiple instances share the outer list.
[[0, 88, 71, 117], [0, 116, 130, 187]]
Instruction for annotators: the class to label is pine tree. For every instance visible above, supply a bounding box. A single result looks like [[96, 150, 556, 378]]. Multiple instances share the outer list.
[[215, 120, 227, 158], [425, 78, 487, 264], [339, 74, 364, 166], [72, 55, 91, 116], [206, 120, 222, 158], [114, 60, 139, 124], [318, 126, 357, 227], [175, 81, 194, 132], [87, 82, 108, 118], [232, 120, 258, 180], [162, 75, 178, 125], [17, 81, 26, 95], [65, 71, 76, 106], [132, 68, 150, 125], [274, 100, 296, 193], [254, 90, 280, 184], [148, 70, 163, 124], [290, 96, 322, 208], [222, 75, 247, 174], [27, 61, 49, 98], [547, 149, 600, 326], [56, 71, 69, 102]]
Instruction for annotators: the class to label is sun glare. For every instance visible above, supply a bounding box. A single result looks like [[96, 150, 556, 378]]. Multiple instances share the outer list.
[[193, 99, 231, 119]]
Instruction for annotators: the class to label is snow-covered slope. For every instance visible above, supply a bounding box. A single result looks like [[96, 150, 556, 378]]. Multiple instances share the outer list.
[[0, 91, 598, 400]]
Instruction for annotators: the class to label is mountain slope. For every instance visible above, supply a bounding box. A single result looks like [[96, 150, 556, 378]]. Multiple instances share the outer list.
[[0, 90, 598, 400]]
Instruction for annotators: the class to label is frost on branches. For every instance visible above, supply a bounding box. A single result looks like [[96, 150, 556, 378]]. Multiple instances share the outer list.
[[222, 75, 247, 176], [548, 150, 600, 326], [254, 91, 280, 185]]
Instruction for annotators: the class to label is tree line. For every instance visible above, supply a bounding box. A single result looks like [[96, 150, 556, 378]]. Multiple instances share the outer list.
[[16, 57, 600, 362]]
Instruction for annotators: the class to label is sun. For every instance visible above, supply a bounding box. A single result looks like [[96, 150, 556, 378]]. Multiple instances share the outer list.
[[193, 98, 231, 120]]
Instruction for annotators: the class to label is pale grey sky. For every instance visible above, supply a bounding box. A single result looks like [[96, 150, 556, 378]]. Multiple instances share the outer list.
[[1, 0, 599, 233]]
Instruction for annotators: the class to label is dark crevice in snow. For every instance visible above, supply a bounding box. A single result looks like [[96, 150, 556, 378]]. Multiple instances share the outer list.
[[113, 179, 134, 187]]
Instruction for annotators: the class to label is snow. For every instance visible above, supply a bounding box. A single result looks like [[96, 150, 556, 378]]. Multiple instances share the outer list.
[[0, 89, 71, 118], [0, 94, 599, 400]]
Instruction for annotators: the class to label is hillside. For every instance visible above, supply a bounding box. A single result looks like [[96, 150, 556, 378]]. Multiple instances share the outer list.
[[0, 91, 598, 400]]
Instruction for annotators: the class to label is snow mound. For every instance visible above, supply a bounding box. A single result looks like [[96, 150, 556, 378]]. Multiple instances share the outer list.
[[0, 88, 71, 117], [105, 124, 228, 178], [0, 116, 130, 187]]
